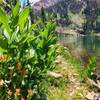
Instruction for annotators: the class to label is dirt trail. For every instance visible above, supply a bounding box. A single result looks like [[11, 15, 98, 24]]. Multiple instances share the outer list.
[[56, 56, 88, 100]]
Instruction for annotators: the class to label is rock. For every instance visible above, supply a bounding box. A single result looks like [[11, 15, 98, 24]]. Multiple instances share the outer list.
[[97, 80, 100, 89], [47, 71, 63, 78], [55, 60, 62, 64], [86, 91, 100, 100], [87, 78, 100, 89], [86, 92, 95, 100]]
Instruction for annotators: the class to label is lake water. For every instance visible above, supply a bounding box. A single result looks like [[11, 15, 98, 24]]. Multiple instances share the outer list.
[[57, 34, 100, 75]]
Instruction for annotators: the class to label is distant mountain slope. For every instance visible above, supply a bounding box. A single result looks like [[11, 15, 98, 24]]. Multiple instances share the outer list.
[[32, 0, 100, 13], [32, 0, 84, 18], [30, 0, 100, 29], [32, 0, 65, 10]]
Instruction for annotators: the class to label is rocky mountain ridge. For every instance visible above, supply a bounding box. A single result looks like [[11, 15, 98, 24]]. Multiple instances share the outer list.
[[32, 0, 100, 18]]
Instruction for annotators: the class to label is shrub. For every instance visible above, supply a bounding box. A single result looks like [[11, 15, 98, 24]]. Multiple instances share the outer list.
[[84, 57, 96, 78], [0, 0, 57, 99]]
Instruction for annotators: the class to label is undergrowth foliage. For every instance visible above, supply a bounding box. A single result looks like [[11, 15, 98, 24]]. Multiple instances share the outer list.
[[0, 0, 57, 99]]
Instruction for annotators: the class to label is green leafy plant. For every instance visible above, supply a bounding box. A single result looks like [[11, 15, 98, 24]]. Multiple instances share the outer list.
[[84, 57, 96, 78], [0, 0, 57, 99]]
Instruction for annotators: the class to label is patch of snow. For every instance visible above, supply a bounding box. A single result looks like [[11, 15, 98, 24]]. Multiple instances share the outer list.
[[29, 0, 41, 6]]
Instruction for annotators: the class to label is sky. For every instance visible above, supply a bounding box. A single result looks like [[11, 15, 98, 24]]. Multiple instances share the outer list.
[[20, 0, 27, 6], [20, 0, 41, 6]]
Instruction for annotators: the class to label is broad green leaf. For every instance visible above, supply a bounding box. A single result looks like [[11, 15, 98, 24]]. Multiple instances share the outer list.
[[22, 35, 36, 44], [47, 35, 57, 46], [0, 47, 7, 53], [0, 8, 11, 37], [47, 22, 56, 33], [10, 44, 18, 49], [0, 38, 7, 49], [4, 29, 10, 40], [18, 7, 29, 31], [28, 23, 37, 33], [12, 16, 19, 27], [40, 28, 48, 39], [18, 34, 36, 45], [40, 22, 56, 39], [9, 31, 17, 44], [37, 40, 44, 48], [12, 0, 20, 17], [37, 16, 45, 27]]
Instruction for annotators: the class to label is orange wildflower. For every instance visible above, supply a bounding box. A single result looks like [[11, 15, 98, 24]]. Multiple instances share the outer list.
[[17, 63, 26, 79], [28, 89, 33, 96], [15, 88, 20, 96], [21, 69, 26, 79], [21, 96, 25, 100], [0, 79, 4, 86], [17, 62, 22, 72], [7, 90, 12, 96], [0, 54, 7, 62]]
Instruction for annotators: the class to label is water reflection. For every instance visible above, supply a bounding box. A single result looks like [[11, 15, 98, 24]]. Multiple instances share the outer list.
[[58, 34, 100, 56], [58, 34, 100, 75]]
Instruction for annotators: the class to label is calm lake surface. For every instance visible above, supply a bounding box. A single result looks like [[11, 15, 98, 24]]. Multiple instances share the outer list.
[[57, 34, 100, 75]]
